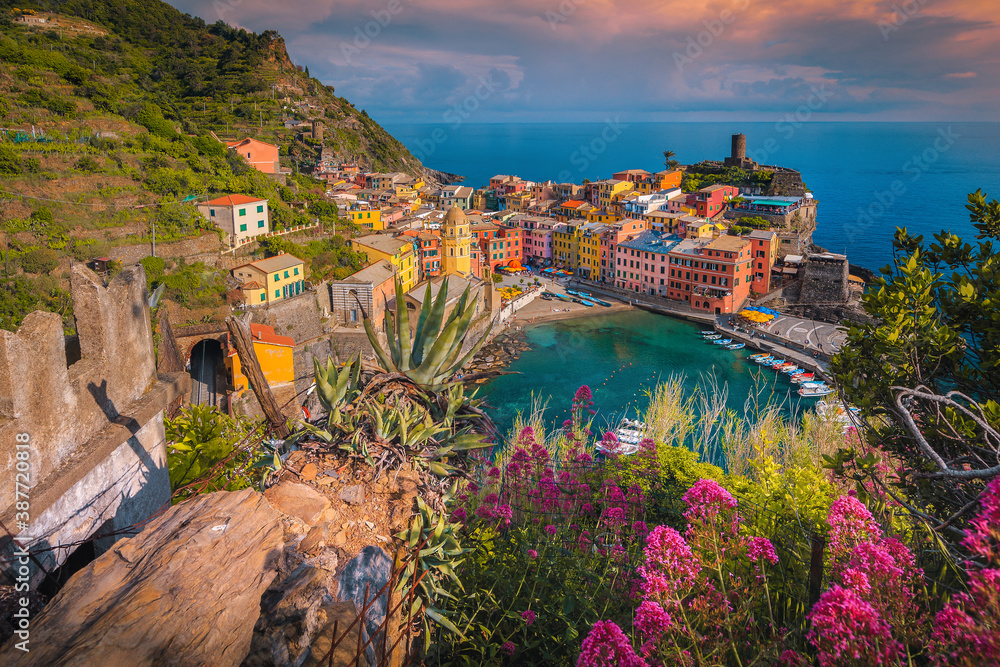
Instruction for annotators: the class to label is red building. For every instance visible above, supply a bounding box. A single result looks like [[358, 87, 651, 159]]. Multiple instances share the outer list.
[[693, 184, 739, 218], [401, 230, 443, 280], [471, 222, 523, 272], [747, 229, 778, 294]]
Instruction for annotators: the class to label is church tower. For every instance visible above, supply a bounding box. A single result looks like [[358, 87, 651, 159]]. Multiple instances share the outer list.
[[442, 206, 471, 276]]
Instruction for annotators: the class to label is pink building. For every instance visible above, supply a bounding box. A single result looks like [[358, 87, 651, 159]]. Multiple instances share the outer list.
[[508, 215, 557, 263]]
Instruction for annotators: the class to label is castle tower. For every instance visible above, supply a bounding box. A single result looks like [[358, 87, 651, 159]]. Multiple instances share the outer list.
[[731, 133, 746, 161], [442, 206, 471, 276]]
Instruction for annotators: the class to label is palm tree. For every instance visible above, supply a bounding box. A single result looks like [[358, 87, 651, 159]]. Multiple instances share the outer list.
[[663, 150, 680, 170]]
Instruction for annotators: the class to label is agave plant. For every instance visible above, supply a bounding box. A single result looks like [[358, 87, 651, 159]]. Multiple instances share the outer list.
[[312, 352, 362, 419], [362, 278, 492, 390]]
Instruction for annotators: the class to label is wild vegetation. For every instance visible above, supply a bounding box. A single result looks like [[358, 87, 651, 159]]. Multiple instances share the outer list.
[[0, 0, 426, 331]]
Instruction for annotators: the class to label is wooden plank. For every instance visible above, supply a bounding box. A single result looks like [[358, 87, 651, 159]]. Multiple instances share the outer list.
[[225, 315, 290, 438]]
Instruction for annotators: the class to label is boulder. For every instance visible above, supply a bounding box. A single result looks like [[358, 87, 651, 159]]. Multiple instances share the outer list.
[[0, 489, 284, 666], [265, 480, 333, 525], [339, 484, 365, 506]]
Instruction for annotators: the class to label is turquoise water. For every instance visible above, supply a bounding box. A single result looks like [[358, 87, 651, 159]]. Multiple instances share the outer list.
[[383, 121, 1000, 271], [478, 310, 800, 442]]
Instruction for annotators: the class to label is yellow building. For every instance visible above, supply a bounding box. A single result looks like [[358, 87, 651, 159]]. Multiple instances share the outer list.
[[594, 179, 634, 208], [553, 222, 582, 268], [579, 223, 605, 280], [585, 208, 619, 224], [351, 234, 418, 292], [233, 254, 306, 306], [442, 206, 472, 276], [224, 323, 295, 395], [347, 204, 384, 231]]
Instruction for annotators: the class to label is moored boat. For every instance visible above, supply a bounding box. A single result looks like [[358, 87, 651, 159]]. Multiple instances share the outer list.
[[790, 373, 814, 383], [713, 338, 733, 345], [580, 299, 596, 307], [701, 330, 716, 335], [782, 367, 805, 375], [726, 342, 745, 350], [799, 384, 834, 397], [704, 334, 722, 340], [593, 298, 613, 307]]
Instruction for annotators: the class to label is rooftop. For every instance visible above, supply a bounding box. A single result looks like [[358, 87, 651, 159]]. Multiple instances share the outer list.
[[705, 236, 752, 253], [205, 194, 266, 206], [406, 275, 479, 307], [618, 230, 683, 254], [352, 234, 414, 255], [340, 260, 396, 286], [235, 253, 303, 274]]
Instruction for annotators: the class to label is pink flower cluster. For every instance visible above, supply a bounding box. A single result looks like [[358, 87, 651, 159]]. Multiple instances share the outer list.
[[806, 585, 901, 666], [577, 620, 648, 667], [928, 478, 1000, 665], [809, 494, 924, 664], [637, 525, 700, 599]]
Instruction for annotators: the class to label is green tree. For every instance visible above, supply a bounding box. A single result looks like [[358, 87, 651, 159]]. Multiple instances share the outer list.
[[19, 248, 59, 274], [830, 190, 1000, 534]]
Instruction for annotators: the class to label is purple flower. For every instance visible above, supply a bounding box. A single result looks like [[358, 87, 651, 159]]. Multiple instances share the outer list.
[[521, 609, 536, 625], [747, 536, 779, 565], [577, 620, 648, 667], [501, 641, 515, 656], [574, 385, 593, 403], [544, 524, 557, 536], [451, 507, 467, 523], [527, 549, 538, 559], [633, 600, 673, 639]]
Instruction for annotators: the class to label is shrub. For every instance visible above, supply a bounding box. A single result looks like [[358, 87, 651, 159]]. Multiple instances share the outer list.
[[75, 156, 101, 173], [140, 255, 166, 284], [19, 248, 59, 274]]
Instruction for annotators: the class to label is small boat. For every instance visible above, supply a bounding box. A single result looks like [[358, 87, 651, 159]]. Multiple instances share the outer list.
[[613, 418, 648, 446], [726, 343, 745, 350], [782, 367, 805, 375], [790, 374, 815, 383], [593, 298, 613, 307], [580, 299, 596, 307], [713, 338, 733, 345], [799, 385, 834, 397], [754, 356, 776, 364], [704, 334, 723, 340], [767, 359, 786, 367], [701, 330, 716, 335], [749, 353, 770, 361]]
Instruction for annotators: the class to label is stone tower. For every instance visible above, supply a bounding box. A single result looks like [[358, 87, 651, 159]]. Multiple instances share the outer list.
[[312, 120, 324, 143], [442, 206, 471, 276], [731, 133, 746, 161]]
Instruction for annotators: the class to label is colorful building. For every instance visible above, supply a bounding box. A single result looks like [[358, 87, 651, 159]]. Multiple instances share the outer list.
[[694, 184, 739, 218], [197, 194, 269, 248], [227, 138, 280, 174], [346, 202, 384, 231], [747, 229, 778, 293], [578, 223, 606, 280], [664, 236, 753, 314], [590, 179, 634, 208], [552, 222, 582, 268], [224, 323, 294, 396], [442, 207, 473, 277], [232, 253, 306, 306], [328, 260, 397, 329], [351, 234, 418, 292]]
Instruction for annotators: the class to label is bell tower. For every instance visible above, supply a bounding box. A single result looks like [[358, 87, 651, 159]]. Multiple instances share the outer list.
[[442, 206, 471, 276]]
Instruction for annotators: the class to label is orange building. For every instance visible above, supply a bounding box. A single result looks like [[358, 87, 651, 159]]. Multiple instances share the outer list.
[[227, 137, 280, 174], [224, 323, 295, 396]]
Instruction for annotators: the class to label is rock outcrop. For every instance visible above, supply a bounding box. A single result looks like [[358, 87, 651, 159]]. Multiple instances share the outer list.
[[0, 489, 284, 666]]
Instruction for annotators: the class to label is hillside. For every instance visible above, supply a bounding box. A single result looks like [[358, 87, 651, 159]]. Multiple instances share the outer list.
[[0, 0, 439, 332]]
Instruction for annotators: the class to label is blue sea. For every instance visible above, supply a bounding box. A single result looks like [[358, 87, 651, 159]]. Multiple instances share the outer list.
[[383, 122, 1000, 271]]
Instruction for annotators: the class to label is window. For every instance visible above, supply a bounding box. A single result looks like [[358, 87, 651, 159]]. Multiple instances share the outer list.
[[209, 209, 216, 217], [256, 205, 264, 213], [239, 223, 247, 232], [275, 290, 280, 298], [274, 273, 280, 281], [294, 267, 299, 275], [258, 220, 265, 228], [239, 208, 247, 217], [260, 293, 265, 302], [284, 270, 289, 279]]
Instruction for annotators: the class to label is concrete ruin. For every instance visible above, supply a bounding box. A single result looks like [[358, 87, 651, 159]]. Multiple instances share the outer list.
[[0, 264, 189, 585]]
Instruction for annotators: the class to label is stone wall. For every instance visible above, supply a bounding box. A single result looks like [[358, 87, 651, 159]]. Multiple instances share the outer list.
[[0, 265, 188, 584], [110, 233, 222, 266], [767, 170, 806, 197], [800, 255, 850, 304], [251, 292, 327, 344]]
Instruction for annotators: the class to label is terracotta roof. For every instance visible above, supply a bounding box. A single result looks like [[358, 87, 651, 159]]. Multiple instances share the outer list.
[[562, 199, 586, 208], [234, 253, 304, 274], [206, 194, 266, 206], [241, 281, 263, 289], [249, 323, 294, 347]]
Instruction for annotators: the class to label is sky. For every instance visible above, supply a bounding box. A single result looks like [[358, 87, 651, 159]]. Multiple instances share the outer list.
[[167, 0, 1000, 124]]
